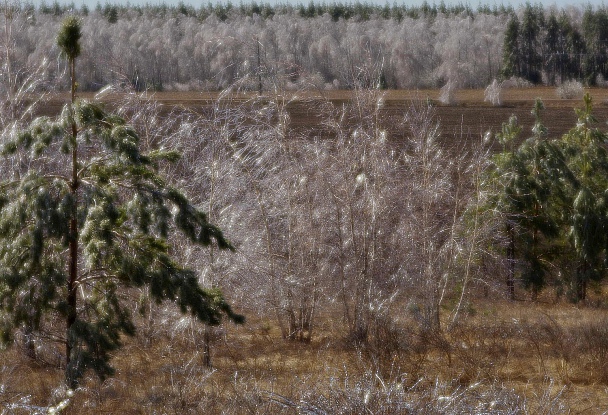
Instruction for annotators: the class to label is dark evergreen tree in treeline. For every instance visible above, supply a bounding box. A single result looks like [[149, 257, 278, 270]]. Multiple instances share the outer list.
[[582, 6, 608, 84], [501, 3, 608, 85], [520, 3, 543, 83], [501, 4, 544, 83], [501, 14, 520, 79]]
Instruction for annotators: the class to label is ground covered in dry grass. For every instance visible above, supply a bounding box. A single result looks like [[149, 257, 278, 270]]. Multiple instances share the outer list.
[[2, 297, 608, 414]]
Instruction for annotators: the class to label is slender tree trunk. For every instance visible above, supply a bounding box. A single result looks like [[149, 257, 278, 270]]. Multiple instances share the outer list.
[[203, 144, 219, 368], [332, 192, 352, 329], [257, 39, 263, 95], [202, 327, 212, 367], [23, 321, 36, 359], [303, 181, 319, 343], [576, 261, 588, 302], [66, 56, 79, 388], [531, 203, 539, 301], [506, 221, 515, 301]]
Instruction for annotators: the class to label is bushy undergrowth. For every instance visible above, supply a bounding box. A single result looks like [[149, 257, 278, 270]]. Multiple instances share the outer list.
[[556, 80, 584, 99]]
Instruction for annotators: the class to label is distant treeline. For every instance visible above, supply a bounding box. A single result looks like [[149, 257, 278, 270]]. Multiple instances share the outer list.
[[33, 0, 515, 21], [4, 2, 607, 91]]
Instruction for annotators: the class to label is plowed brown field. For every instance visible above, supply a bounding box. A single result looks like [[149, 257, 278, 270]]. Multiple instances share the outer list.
[[40, 86, 608, 143]]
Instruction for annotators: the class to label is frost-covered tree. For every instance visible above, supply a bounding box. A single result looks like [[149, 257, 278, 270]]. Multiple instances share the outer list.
[[0, 2, 49, 128], [5, 4, 513, 91], [215, 94, 325, 342], [0, 16, 242, 388], [321, 90, 401, 341]]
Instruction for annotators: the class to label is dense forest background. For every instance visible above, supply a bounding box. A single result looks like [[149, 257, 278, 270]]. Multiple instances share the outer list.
[[5, 1, 608, 92]]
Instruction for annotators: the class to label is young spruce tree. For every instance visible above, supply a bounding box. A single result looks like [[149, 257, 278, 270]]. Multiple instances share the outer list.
[[0, 16, 243, 388], [560, 93, 608, 301], [488, 100, 572, 299]]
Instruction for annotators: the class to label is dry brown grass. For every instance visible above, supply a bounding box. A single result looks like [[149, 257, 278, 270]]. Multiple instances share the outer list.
[[2, 297, 608, 414]]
